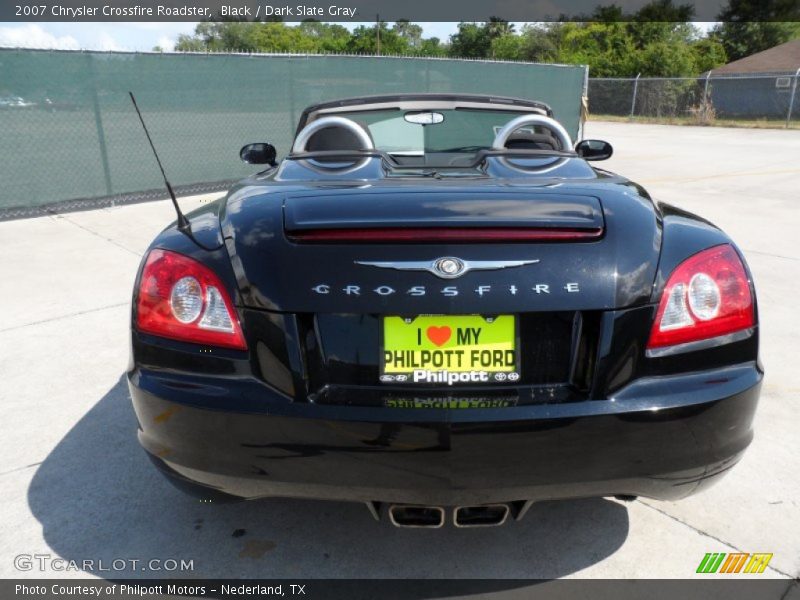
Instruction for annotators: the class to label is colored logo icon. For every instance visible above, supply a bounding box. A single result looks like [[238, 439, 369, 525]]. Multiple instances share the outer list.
[[696, 552, 773, 574]]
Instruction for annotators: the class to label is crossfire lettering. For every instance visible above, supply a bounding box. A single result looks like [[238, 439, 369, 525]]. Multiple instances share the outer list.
[[311, 282, 581, 297]]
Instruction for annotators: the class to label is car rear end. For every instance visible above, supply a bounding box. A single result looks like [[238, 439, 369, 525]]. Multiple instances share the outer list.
[[128, 180, 762, 526]]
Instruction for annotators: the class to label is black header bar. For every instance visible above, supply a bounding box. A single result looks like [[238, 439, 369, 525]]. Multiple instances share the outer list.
[[4, 0, 800, 22]]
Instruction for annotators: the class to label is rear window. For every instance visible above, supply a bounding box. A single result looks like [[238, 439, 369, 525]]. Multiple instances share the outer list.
[[336, 108, 541, 155]]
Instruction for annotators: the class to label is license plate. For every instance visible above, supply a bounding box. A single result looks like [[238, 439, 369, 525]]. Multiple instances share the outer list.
[[380, 315, 519, 385]]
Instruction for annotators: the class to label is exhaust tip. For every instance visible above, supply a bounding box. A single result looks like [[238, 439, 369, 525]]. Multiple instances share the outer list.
[[388, 505, 445, 528], [614, 495, 638, 502], [454, 504, 510, 528]]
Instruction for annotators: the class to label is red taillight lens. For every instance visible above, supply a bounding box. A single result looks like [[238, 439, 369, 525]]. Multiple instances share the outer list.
[[647, 244, 754, 350], [288, 227, 604, 243], [136, 249, 247, 350]]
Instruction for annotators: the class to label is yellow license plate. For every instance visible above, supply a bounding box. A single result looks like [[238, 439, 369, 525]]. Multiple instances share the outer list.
[[381, 315, 519, 385]]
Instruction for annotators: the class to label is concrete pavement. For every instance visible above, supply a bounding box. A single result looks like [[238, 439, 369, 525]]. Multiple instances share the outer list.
[[0, 122, 797, 589]]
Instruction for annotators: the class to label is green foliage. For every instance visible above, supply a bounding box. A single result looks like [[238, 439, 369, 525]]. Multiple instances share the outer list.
[[712, 0, 800, 61], [632, 0, 695, 22], [556, 22, 639, 77], [419, 37, 447, 57], [174, 21, 414, 55], [297, 21, 351, 53], [346, 22, 410, 54], [712, 21, 800, 62], [171, 3, 794, 78], [174, 34, 207, 52], [491, 34, 523, 60], [518, 24, 559, 62], [635, 41, 696, 76], [690, 37, 728, 73], [449, 22, 492, 58], [450, 18, 516, 58], [394, 20, 424, 49], [250, 22, 319, 53]]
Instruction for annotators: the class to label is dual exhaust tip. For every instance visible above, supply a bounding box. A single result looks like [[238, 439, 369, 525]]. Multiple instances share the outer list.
[[387, 504, 510, 528]]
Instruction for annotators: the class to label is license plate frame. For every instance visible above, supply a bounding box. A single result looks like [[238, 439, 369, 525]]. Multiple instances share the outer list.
[[380, 315, 520, 385]]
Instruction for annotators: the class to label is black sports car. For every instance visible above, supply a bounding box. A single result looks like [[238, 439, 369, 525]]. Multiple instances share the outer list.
[[128, 94, 761, 528]]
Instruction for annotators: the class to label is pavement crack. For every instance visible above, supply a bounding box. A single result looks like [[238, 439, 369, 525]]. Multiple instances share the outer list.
[[0, 462, 42, 477], [47, 209, 143, 257], [742, 248, 800, 262], [637, 500, 794, 579], [0, 302, 128, 333]]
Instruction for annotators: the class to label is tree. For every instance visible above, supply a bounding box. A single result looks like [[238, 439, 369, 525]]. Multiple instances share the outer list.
[[633, 0, 695, 22], [486, 17, 515, 39], [174, 34, 206, 52], [418, 37, 448, 57], [713, 0, 800, 61], [175, 22, 258, 53], [690, 37, 728, 73], [169, 17, 731, 78], [556, 22, 639, 77], [491, 34, 523, 60], [717, 0, 800, 21], [249, 22, 318, 53], [449, 22, 492, 58], [590, 5, 625, 21], [297, 21, 350, 52], [712, 22, 800, 62], [394, 20, 424, 49], [346, 22, 409, 55], [634, 40, 696, 76], [518, 24, 559, 62], [538, 2, 715, 77]]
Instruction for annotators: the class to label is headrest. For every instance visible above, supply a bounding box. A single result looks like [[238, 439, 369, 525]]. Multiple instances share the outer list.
[[504, 131, 559, 150], [306, 122, 374, 152]]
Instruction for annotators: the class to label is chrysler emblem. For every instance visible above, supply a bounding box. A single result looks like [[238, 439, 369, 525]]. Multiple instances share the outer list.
[[355, 257, 540, 279], [434, 257, 465, 278]]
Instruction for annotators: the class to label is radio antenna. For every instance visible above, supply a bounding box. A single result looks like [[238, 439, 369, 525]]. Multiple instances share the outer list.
[[128, 91, 190, 231]]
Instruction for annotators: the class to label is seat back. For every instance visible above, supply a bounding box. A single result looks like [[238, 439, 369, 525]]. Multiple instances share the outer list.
[[504, 131, 559, 150], [306, 122, 374, 152]]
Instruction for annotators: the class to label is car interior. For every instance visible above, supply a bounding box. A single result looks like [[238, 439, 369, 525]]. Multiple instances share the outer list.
[[300, 117, 563, 168]]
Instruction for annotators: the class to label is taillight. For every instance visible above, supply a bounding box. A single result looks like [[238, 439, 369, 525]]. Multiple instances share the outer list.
[[288, 227, 604, 243], [136, 249, 247, 350], [647, 244, 754, 352]]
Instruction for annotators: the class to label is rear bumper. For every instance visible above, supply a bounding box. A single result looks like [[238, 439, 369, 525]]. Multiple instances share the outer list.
[[129, 362, 761, 505]]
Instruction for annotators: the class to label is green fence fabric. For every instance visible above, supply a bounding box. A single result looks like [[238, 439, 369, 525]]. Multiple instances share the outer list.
[[0, 49, 586, 213]]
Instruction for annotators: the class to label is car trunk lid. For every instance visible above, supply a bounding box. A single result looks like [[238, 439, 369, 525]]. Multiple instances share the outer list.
[[221, 183, 660, 314], [284, 190, 604, 242]]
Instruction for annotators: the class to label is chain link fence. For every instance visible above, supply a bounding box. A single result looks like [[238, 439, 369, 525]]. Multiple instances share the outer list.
[[0, 48, 587, 219], [588, 72, 800, 126]]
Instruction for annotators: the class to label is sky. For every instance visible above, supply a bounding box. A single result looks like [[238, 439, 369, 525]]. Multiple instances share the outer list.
[[0, 21, 717, 52]]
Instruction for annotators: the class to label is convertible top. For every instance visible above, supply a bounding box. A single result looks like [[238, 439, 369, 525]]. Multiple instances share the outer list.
[[296, 94, 554, 134]]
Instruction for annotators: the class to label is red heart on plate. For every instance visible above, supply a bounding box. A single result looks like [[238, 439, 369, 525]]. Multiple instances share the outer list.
[[426, 326, 452, 347]]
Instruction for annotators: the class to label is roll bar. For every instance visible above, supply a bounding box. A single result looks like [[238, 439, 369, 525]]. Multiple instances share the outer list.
[[292, 116, 374, 153], [491, 114, 573, 152]]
